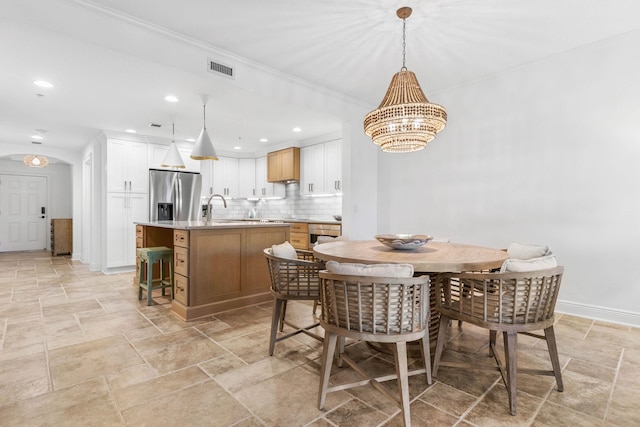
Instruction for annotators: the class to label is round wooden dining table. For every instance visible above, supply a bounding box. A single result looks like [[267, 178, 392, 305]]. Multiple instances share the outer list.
[[313, 240, 509, 343], [313, 240, 508, 273]]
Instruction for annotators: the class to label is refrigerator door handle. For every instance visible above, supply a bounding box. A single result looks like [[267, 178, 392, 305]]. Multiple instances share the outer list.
[[175, 176, 181, 220]]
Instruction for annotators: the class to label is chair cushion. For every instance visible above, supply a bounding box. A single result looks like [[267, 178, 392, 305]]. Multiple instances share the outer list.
[[315, 235, 348, 245], [500, 254, 558, 272], [272, 241, 298, 260], [326, 260, 414, 278], [506, 242, 550, 260]]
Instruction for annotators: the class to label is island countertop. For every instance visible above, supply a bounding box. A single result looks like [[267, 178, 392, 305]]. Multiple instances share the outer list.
[[135, 220, 291, 230]]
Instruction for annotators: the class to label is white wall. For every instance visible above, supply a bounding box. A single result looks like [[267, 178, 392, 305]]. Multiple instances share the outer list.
[[342, 117, 378, 240], [376, 29, 640, 326]]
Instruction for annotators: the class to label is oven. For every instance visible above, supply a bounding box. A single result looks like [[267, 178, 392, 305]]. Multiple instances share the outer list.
[[309, 223, 342, 247]]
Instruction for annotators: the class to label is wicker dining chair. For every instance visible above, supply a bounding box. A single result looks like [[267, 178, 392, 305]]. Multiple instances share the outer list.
[[317, 270, 432, 427], [263, 247, 325, 356], [432, 266, 564, 416]]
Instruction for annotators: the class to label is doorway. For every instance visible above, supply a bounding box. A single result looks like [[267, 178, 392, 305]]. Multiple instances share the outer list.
[[0, 174, 48, 252]]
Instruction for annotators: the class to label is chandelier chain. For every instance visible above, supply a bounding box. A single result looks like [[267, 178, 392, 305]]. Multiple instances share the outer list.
[[402, 17, 407, 70]]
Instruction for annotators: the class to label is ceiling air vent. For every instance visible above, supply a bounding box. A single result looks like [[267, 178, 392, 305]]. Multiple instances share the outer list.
[[149, 123, 162, 128], [207, 57, 234, 79]]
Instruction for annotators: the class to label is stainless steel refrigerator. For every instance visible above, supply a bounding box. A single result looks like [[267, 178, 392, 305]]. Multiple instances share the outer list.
[[149, 169, 202, 221]]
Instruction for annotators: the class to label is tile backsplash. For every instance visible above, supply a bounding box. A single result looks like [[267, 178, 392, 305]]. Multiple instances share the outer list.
[[205, 182, 342, 221]]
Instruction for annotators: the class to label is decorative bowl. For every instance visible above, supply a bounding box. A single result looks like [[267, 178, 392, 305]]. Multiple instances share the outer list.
[[333, 214, 342, 221], [375, 234, 433, 250]]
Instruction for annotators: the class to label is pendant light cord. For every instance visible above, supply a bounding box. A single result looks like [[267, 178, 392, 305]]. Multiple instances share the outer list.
[[203, 104, 207, 129]]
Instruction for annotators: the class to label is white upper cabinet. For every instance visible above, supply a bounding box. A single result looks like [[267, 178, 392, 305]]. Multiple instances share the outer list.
[[300, 143, 326, 195], [255, 156, 285, 198], [300, 140, 342, 196], [106, 139, 148, 193], [148, 143, 200, 173], [238, 158, 256, 199], [201, 156, 239, 199], [324, 139, 342, 194]]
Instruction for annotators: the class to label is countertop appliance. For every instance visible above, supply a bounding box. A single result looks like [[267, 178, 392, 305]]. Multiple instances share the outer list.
[[149, 169, 202, 221]]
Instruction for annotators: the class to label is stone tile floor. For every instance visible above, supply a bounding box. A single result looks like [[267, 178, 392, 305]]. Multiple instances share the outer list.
[[0, 251, 638, 426]]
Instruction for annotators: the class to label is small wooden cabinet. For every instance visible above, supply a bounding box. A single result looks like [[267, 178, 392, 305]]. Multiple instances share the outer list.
[[267, 147, 300, 182], [51, 219, 72, 256], [134, 225, 144, 283], [289, 222, 309, 250]]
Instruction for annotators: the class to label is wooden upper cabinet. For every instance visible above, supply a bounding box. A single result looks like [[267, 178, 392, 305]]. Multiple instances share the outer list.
[[267, 147, 300, 182]]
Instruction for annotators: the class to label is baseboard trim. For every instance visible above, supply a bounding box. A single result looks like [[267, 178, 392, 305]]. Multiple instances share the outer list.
[[556, 300, 640, 328], [102, 265, 135, 275]]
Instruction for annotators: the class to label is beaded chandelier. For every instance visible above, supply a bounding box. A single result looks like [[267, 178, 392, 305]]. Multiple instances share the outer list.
[[364, 7, 447, 152], [23, 154, 49, 168]]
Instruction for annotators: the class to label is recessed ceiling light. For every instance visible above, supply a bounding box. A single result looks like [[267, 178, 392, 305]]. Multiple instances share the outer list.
[[187, 138, 195, 142], [164, 95, 179, 102], [292, 127, 302, 132], [125, 129, 137, 133], [33, 80, 54, 88], [259, 138, 268, 142], [31, 134, 44, 140], [233, 146, 242, 150]]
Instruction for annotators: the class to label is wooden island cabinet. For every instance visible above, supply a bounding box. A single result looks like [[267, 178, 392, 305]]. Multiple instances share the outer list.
[[136, 221, 289, 320]]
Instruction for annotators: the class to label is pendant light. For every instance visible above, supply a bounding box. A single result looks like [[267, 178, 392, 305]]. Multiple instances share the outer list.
[[160, 122, 186, 169], [190, 96, 218, 160], [23, 154, 49, 168], [364, 6, 447, 153]]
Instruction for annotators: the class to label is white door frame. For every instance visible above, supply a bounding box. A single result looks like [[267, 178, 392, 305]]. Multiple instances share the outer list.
[[82, 154, 93, 264]]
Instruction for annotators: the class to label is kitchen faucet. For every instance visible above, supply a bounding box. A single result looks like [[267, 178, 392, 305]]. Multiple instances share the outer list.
[[205, 193, 227, 222]]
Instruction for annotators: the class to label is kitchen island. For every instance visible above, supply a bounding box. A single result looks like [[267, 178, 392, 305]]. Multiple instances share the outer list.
[[135, 220, 290, 320]]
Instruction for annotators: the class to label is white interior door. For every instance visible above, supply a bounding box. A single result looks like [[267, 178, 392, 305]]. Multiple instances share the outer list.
[[0, 174, 48, 252]]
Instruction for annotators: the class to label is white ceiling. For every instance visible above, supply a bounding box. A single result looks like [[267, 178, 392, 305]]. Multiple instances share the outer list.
[[2, 0, 639, 159]]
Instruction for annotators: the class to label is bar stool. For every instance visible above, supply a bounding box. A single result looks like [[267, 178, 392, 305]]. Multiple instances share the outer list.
[[137, 246, 174, 306]]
